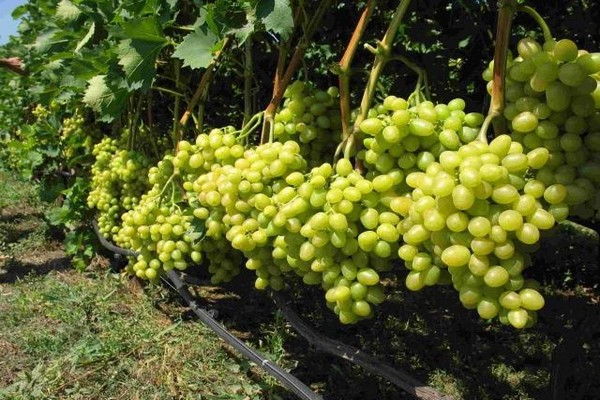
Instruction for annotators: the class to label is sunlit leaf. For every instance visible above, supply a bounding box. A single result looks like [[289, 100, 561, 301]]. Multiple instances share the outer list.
[[83, 75, 130, 122], [117, 38, 165, 88], [56, 0, 81, 22], [256, 0, 294, 39], [120, 16, 166, 43], [75, 22, 96, 53], [172, 27, 219, 70], [32, 29, 70, 53]]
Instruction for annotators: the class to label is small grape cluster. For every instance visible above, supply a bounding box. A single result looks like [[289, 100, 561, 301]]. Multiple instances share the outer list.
[[32, 104, 50, 120], [274, 81, 342, 166], [87, 134, 150, 242], [60, 112, 99, 162], [483, 38, 600, 220], [357, 96, 484, 182], [117, 183, 201, 281]]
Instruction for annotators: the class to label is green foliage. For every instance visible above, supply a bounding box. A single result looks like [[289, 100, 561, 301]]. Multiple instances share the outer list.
[[257, 0, 295, 39], [172, 26, 220, 70], [82, 74, 130, 121]]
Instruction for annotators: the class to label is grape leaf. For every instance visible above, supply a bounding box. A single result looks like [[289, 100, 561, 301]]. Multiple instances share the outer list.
[[231, 21, 255, 43], [117, 38, 166, 88], [172, 27, 219, 70], [11, 5, 27, 18], [187, 218, 206, 244], [56, 0, 81, 22], [110, 16, 168, 88], [83, 75, 130, 122], [47, 205, 72, 226], [33, 29, 70, 54], [256, 0, 294, 39], [120, 16, 166, 43]]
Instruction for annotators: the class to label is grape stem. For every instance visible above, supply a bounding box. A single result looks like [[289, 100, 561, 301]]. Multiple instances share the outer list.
[[517, 5, 553, 43], [392, 55, 431, 105], [156, 173, 177, 203], [338, 0, 377, 141], [260, 0, 334, 144], [477, 113, 495, 143], [340, 0, 412, 161], [151, 86, 185, 98], [172, 59, 182, 148], [478, 0, 517, 143], [238, 112, 264, 145], [129, 93, 144, 149], [243, 37, 254, 126]]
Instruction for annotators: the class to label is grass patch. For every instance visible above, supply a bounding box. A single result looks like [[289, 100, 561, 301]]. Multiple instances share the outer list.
[[0, 269, 286, 399]]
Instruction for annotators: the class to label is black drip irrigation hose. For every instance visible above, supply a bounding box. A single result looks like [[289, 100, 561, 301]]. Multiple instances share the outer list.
[[92, 221, 139, 258], [165, 270, 322, 400], [91, 221, 322, 400], [272, 292, 454, 400]]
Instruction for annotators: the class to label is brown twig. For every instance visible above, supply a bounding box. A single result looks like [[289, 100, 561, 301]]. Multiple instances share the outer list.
[[260, 0, 334, 144], [179, 37, 231, 130], [336, 0, 412, 166], [353, 0, 412, 134], [0, 57, 28, 76], [338, 0, 377, 141], [480, 0, 517, 141]]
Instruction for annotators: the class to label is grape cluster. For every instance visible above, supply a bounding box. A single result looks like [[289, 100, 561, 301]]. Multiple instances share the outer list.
[[187, 140, 309, 285], [87, 135, 150, 241], [274, 81, 342, 166], [483, 38, 600, 220], [117, 184, 201, 281], [93, 76, 579, 328], [398, 135, 556, 328], [61, 112, 94, 162], [32, 104, 50, 120], [357, 96, 484, 184], [117, 127, 246, 282]]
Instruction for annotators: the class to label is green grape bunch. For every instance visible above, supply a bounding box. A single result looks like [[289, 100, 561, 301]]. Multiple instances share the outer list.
[[398, 135, 559, 329], [87, 133, 151, 242], [483, 37, 600, 220], [274, 81, 342, 166]]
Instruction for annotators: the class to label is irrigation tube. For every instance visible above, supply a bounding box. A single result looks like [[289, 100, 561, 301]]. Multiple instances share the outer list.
[[92, 221, 322, 400], [272, 292, 454, 400], [164, 270, 322, 400]]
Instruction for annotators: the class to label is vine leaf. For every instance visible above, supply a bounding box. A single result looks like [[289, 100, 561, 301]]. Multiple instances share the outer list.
[[33, 29, 70, 53], [83, 75, 130, 122], [115, 17, 168, 88], [120, 16, 166, 43], [117, 39, 166, 89], [56, 0, 81, 22], [256, 0, 294, 39], [173, 27, 220, 70], [231, 21, 255, 43]]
